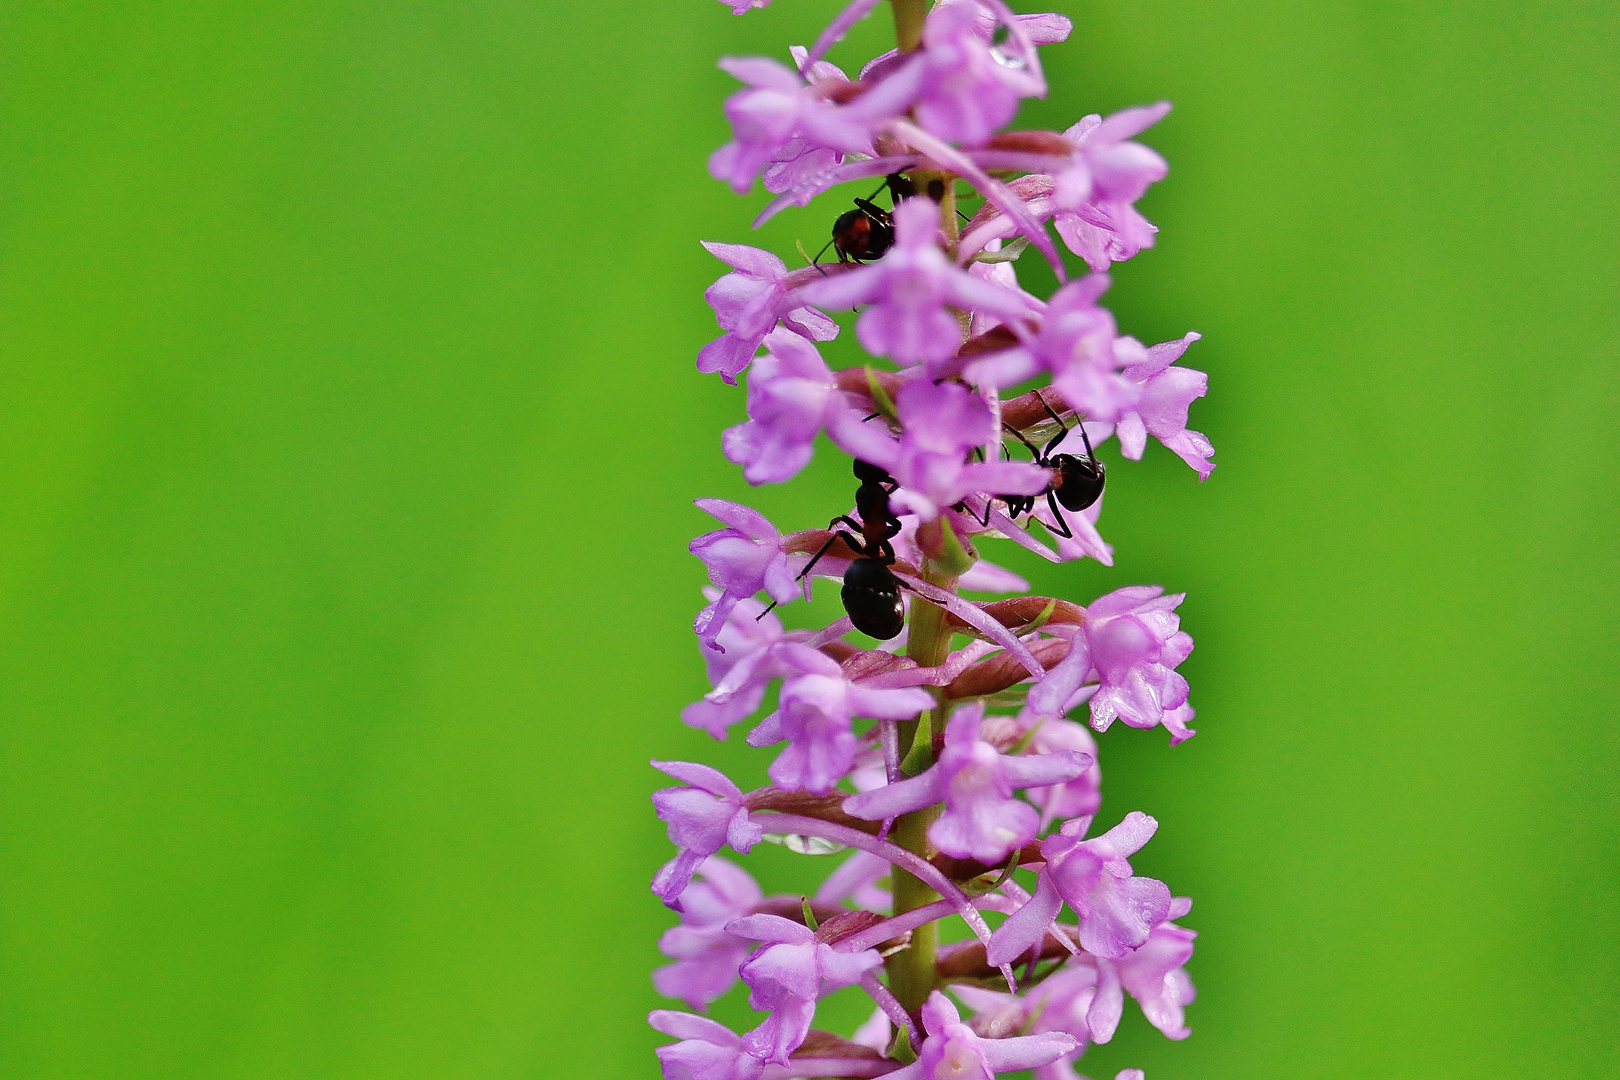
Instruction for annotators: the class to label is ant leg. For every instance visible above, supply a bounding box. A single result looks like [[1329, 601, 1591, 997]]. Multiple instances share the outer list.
[[1032, 388, 1075, 456], [1002, 421, 1043, 460], [797, 527, 867, 584], [1043, 489, 1074, 540], [958, 496, 993, 528], [811, 236, 838, 277]]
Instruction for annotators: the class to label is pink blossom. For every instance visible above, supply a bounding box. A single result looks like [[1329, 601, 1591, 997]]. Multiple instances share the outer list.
[[650, 761, 764, 907], [955, 965, 1109, 1080], [1027, 587, 1196, 742], [1114, 332, 1215, 478], [745, 644, 934, 794], [682, 592, 790, 739], [689, 499, 804, 653], [963, 275, 1140, 423], [730, 913, 883, 1063], [654, 857, 763, 1010], [815, 849, 892, 911], [709, 57, 876, 195], [722, 328, 898, 484], [912, 0, 1047, 147], [649, 1011, 765, 1080], [797, 199, 1035, 369], [843, 702, 1090, 862], [761, 48, 856, 194], [697, 242, 839, 384], [1057, 105, 1171, 209], [863, 378, 1050, 522], [1112, 905, 1197, 1040], [987, 812, 1172, 964], [1056, 198, 1160, 273], [1015, 714, 1103, 822], [881, 992, 1078, 1080]]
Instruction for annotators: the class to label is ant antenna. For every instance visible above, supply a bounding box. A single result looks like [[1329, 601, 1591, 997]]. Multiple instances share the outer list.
[[1077, 419, 1098, 461]]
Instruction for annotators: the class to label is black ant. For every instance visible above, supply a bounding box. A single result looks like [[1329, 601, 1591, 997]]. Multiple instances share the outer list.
[[763, 459, 907, 639], [815, 173, 916, 267], [968, 390, 1106, 540], [813, 174, 976, 274]]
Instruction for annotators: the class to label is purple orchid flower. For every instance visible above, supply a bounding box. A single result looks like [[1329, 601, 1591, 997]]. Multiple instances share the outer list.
[[715, 0, 770, 13], [654, 856, 763, 1010], [651, 760, 764, 907], [912, 0, 1047, 147], [858, 377, 1050, 522], [730, 913, 884, 1063], [1025, 586, 1196, 742], [1055, 198, 1160, 273], [1110, 901, 1197, 1040], [955, 964, 1109, 1080], [683, 591, 792, 739], [723, 328, 899, 484], [860, 2, 1072, 83], [815, 849, 893, 911], [690, 499, 805, 653], [698, 242, 841, 384], [963, 898, 1196, 1053], [1114, 332, 1215, 479], [843, 702, 1091, 862], [1014, 714, 1103, 824], [1082, 900, 1198, 1042], [962, 275, 1139, 424], [1054, 104, 1171, 211], [883, 991, 1079, 1080], [761, 48, 856, 194], [746, 643, 934, 794], [797, 199, 1036, 369], [988, 811, 1172, 964], [708, 56, 878, 195], [650, 1010, 766, 1080]]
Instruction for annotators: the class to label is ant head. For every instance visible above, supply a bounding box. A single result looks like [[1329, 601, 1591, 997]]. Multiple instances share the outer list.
[[1051, 454, 1105, 512], [853, 459, 891, 484]]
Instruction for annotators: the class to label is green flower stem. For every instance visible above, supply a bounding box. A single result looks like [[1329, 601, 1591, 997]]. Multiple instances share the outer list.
[[891, 0, 928, 53], [886, 553, 961, 1017], [884, 0, 972, 1025]]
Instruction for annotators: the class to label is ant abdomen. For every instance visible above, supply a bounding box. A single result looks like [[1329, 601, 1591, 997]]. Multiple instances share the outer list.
[[1051, 453, 1105, 512], [842, 558, 905, 640]]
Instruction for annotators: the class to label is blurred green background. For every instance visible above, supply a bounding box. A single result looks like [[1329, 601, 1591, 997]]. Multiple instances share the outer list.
[[1, 0, 1615, 1076]]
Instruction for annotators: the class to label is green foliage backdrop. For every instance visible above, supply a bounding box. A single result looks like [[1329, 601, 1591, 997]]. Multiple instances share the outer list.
[[1, 2, 1614, 1077]]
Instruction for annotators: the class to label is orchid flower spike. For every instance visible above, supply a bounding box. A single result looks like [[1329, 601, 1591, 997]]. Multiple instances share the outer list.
[[654, 3, 1215, 1076]]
